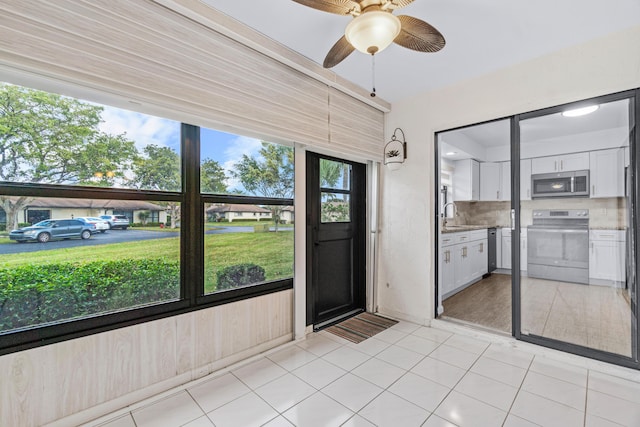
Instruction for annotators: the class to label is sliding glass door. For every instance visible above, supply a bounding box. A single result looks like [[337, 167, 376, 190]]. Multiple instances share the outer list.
[[515, 93, 638, 364]]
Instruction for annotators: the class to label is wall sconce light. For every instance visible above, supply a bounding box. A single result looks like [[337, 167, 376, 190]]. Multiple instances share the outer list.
[[384, 128, 407, 171]]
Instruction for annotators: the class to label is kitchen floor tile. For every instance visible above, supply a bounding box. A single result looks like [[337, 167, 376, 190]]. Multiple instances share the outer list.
[[584, 414, 626, 427], [434, 390, 507, 427], [359, 391, 430, 427], [350, 357, 406, 388], [292, 358, 346, 389], [388, 372, 450, 412], [454, 371, 518, 411], [254, 373, 316, 413], [267, 345, 317, 371], [206, 392, 277, 427], [375, 344, 424, 370], [132, 391, 203, 427], [282, 392, 353, 427], [502, 414, 539, 427], [390, 320, 422, 334], [321, 373, 383, 412], [232, 357, 287, 389], [96, 415, 136, 427], [372, 327, 407, 344], [411, 357, 466, 388], [321, 345, 371, 371], [510, 390, 584, 427], [187, 373, 250, 413], [182, 416, 214, 427], [262, 416, 295, 427]]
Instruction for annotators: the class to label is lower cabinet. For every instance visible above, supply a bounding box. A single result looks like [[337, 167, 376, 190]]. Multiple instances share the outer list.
[[441, 230, 487, 298], [589, 230, 626, 285]]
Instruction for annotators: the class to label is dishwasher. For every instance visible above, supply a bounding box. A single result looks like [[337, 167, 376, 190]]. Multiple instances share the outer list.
[[487, 227, 497, 274]]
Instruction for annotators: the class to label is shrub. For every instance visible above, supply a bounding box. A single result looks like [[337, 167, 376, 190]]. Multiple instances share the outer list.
[[216, 263, 265, 291], [0, 259, 180, 331], [0, 224, 5, 231]]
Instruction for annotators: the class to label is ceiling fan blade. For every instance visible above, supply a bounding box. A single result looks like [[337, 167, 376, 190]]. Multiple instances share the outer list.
[[292, 0, 360, 15], [382, 0, 415, 10], [394, 15, 446, 53], [323, 36, 355, 68]]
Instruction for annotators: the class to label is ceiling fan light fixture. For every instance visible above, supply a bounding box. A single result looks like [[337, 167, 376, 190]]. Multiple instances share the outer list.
[[345, 11, 401, 55]]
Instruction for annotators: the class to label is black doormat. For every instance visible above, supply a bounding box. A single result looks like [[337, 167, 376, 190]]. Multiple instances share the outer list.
[[325, 312, 398, 343]]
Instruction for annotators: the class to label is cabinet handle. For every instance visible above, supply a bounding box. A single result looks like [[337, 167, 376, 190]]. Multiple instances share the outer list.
[[555, 160, 557, 171], [592, 185, 595, 196], [462, 247, 467, 257], [527, 189, 530, 198], [497, 190, 499, 199], [560, 159, 563, 170], [480, 243, 484, 253]]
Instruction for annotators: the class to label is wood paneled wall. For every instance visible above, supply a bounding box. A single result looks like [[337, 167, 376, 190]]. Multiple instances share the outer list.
[[0, 290, 293, 427]]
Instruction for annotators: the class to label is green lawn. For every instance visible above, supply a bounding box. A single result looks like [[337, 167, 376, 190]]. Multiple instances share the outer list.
[[0, 231, 294, 293]]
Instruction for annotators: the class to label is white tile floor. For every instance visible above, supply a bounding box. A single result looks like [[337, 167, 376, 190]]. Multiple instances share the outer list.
[[87, 321, 640, 427]]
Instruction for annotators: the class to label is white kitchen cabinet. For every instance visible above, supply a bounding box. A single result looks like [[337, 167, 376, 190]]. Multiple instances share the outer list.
[[520, 228, 528, 271], [501, 232, 512, 270], [531, 152, 589, 174], [589, 230, 626, 284], [453, 159, 480, 201], [500, 161, 511, 201], [521, 159, 532, 200], [590, 148, 625, 198], [440, 230, 488, 298], [480, 162, 501, 201]]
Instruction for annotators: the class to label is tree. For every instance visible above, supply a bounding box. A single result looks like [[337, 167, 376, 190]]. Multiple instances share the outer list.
[[201, 158, 228, 194], [138, 211, 150, 226], [132, 144, 181, 228], [0, 83, 137, 230], [233, 142, 293, 231]]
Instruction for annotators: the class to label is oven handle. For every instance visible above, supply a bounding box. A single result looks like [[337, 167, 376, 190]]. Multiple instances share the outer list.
[[527, 228, 588, 234]]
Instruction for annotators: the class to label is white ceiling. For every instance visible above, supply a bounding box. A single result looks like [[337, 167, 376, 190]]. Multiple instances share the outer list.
[[204, 0, 640, 104]]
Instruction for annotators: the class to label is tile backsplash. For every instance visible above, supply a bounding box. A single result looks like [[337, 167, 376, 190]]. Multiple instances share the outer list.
[[451, 197, 626, 229]]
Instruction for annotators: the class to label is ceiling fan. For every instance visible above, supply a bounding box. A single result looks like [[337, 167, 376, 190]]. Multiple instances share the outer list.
[[293, 0, 446, 68]]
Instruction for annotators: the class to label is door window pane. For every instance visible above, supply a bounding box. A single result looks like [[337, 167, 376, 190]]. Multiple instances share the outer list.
[[320, 159, 351, 190], [519, 97, 633, 357], [321, 193, 350, 223]]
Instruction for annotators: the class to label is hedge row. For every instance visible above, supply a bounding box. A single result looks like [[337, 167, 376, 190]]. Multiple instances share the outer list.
[[0, 259, 180, 331]]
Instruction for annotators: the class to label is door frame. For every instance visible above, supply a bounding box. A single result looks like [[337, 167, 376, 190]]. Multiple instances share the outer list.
[[434, 88, 640, 370], [305, 151, 367, 328]]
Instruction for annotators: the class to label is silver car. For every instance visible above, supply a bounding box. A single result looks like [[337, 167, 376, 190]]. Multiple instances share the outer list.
[[9, 219, 94, 243], [76, 217, 110, 233], [99, 214, 130, 230]]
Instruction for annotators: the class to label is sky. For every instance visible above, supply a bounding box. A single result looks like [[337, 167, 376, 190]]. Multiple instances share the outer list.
[[98, 105, 264, 191]]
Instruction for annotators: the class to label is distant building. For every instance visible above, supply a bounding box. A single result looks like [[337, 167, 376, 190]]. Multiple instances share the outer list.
[[0, 198, 167, 225], [206, 204, 272, 222]]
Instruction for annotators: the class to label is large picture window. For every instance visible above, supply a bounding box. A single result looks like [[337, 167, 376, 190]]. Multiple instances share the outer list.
[[0, 82, 293, 354]]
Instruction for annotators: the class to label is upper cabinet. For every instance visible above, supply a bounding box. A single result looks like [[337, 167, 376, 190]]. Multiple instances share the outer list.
[[590, 148, 625, 198], [480, 161, 510, 201], [453, 159, 480, 201], [521, 159, 532, 200], [531, 152, 589, 174]]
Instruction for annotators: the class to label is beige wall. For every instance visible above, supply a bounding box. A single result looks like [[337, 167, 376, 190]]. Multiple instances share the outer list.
[[378, 25, 640, 324], [0, 290, 293, 426]]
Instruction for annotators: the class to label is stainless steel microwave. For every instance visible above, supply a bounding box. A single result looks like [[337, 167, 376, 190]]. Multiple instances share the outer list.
[[531, 170, 590, 198]]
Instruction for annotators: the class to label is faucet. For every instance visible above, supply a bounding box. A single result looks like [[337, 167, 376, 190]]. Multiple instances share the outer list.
[[442, 202, 457, 228]]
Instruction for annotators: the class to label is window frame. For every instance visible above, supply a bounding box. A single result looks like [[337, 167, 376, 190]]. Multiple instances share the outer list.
[[0, 121, 294, 355]]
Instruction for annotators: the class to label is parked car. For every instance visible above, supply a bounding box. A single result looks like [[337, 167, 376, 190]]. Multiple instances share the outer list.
[[76, 217, 110, 233], [9, 219, 94, 243], [99, 214, 130, 230]]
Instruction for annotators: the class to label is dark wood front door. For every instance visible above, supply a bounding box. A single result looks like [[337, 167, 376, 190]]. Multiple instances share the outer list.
[[306, 152, 366, 328]]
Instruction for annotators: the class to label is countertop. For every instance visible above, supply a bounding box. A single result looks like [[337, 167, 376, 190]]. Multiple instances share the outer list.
[[441, 225, 492, 234]]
